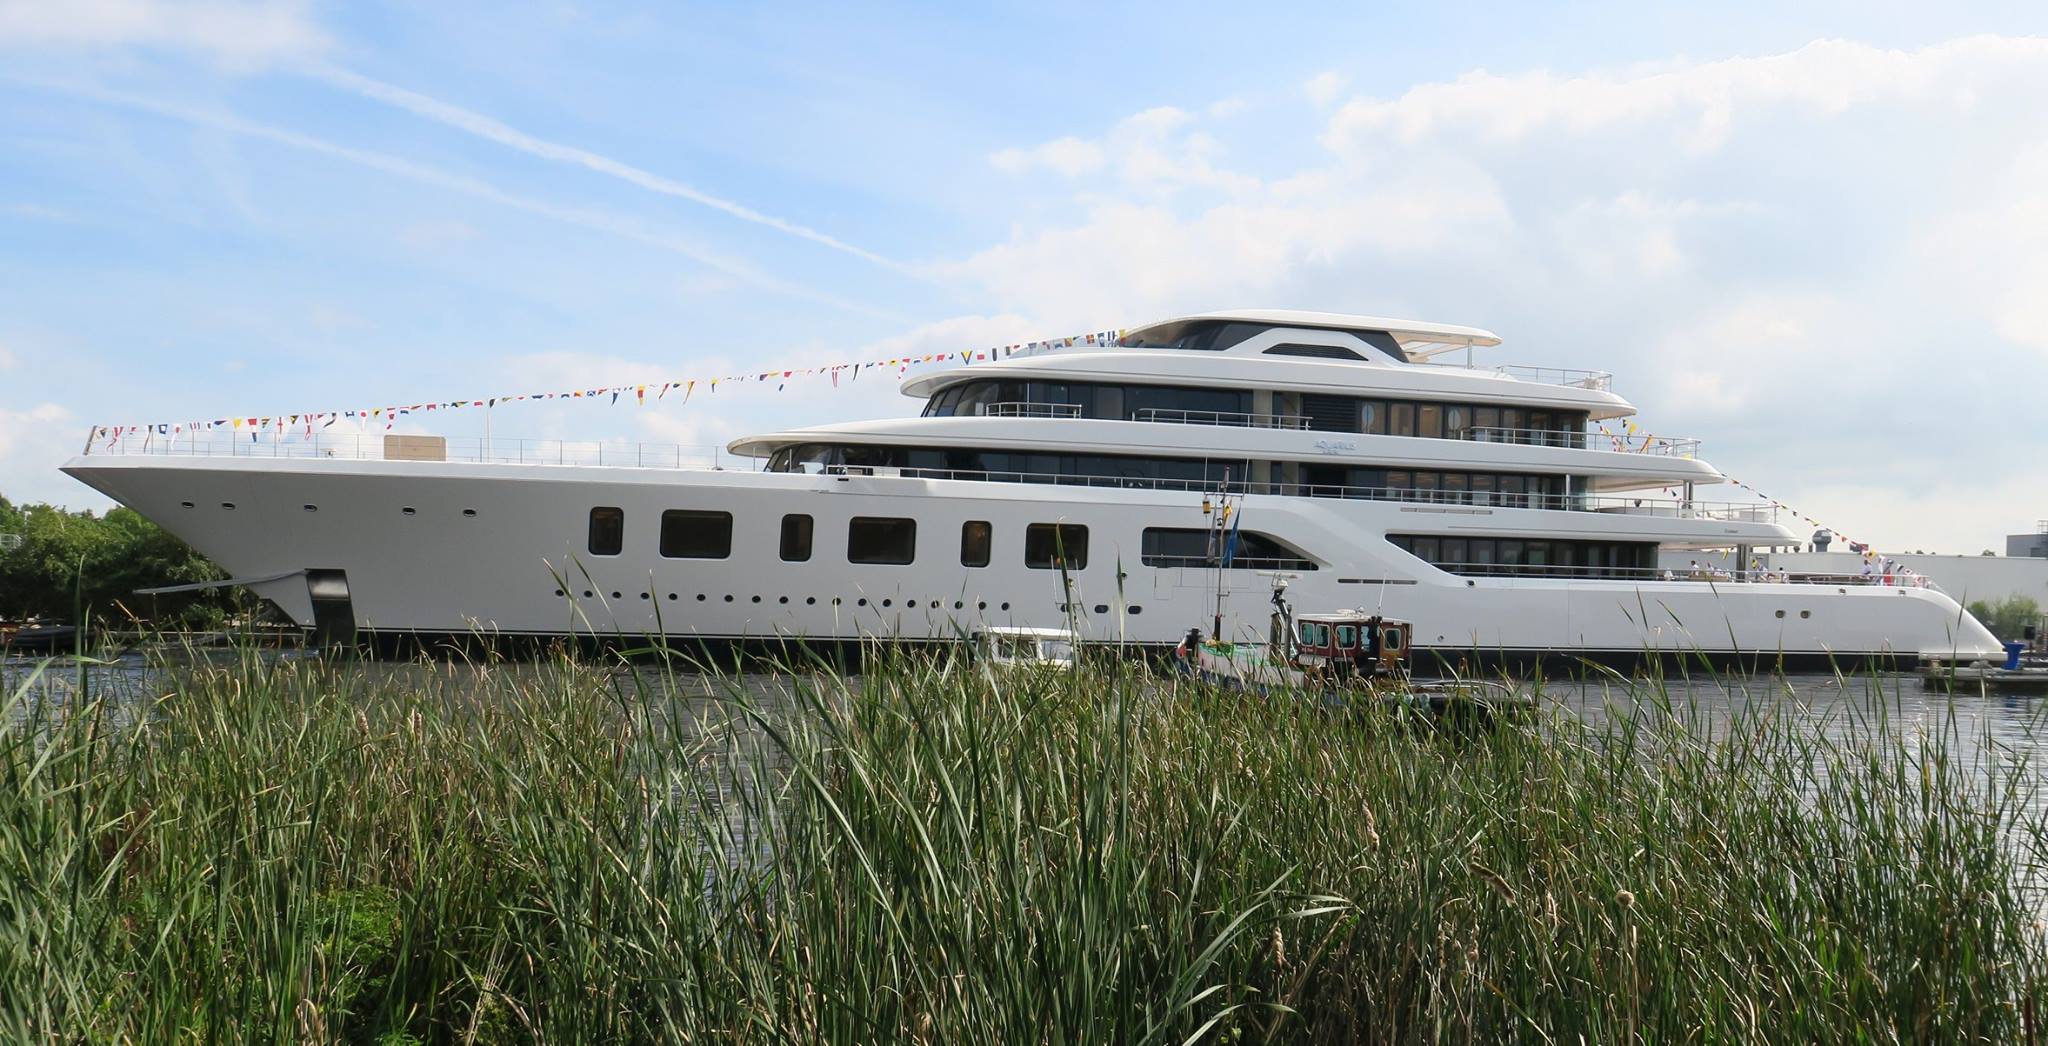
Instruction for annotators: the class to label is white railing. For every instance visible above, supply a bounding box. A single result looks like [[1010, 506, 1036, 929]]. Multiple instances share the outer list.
[[1130, 408, 1311, 430], [984, 401, 1082, 419], [80, 430, 732, 470], [1425, 361, 1614, 390]]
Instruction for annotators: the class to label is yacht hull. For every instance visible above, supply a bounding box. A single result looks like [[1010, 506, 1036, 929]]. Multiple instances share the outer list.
[[63, 455, 2004, 667]]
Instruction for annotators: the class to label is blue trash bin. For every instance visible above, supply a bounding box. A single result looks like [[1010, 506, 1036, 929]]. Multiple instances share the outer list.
[[2005, 642, 2026, 671]]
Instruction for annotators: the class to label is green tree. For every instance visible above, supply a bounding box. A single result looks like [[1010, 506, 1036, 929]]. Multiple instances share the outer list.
[[0, 496, 232, 626], [1966, 595, 2044, 642]]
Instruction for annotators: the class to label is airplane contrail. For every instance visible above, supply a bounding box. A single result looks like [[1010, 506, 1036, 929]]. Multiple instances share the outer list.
[[308, 65, 902, 271]]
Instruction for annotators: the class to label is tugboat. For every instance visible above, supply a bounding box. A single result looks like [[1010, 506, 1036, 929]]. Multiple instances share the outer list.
[[1171, 482, 1528, 717], [1178, 587, 1527, 718]]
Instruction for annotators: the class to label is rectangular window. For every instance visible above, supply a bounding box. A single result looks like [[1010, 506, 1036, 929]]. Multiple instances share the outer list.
[[780, 513, 813, 562], [1025, 523, 1089, 570], [660, 510, 732, 559], [1442, 538, 1468, 566], [1386, 470, 1411, 490], [848, 516, 916, 565], [1359, 400, 1386, 435], [1445, 405, 1469, 439], [1473, 407, 1500, 441], [1417, 404, 1444, 439], [1412, 536, 1440, 562], [1389, 402, 1416, 436], [960, 520, 992, 567], [587, 507, 624, 556]]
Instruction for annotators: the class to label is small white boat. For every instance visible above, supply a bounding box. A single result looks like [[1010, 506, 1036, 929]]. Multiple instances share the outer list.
[[1919, 658, 2048, 694], [971, 626, 1079, 671]]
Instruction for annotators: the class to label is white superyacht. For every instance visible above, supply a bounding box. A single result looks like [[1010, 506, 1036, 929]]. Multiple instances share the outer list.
[[63, 309, 2000, 667]]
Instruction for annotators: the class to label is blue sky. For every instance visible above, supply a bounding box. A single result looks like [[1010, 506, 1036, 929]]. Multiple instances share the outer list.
[[4, 1, 2047, 552]]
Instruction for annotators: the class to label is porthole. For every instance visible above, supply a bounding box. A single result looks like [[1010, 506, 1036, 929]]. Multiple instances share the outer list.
[[954, 601, 964, 610], [724, 595, 734, 603], [832, 597, 842, 606], [778, 596, 789, 604], [858, 598, 868, 607], [402, 507, 417, 516], [1800, 610, 1812, 619], [806, 597, 817, 605], [978, 601, 987, 610], [180, 500, 194, 508], [1000, 602, 1010, 611], [1775, 610, 1785, 619], [303, 504, 318, 513], [751, 595, 762, 603], [1093, 604, 1108, 614], [883, 599, 893, 608], [462, 508, 477, 517], [639, 592, 650, 600], [583, 590, 594, 598], [611, 591, 622, 599], [220, 502, 236, 510], [906, 599, 917, 608], [553, 588, 564, 597], [667, 593, 677, 601], [1130, 605, 1143, 615], [696, 594, 707, 602]]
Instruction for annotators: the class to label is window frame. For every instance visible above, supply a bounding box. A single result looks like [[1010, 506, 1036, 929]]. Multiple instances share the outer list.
[[659, 509, 733, 560], [587, 506, 624, 557], [847, 516, 918, 565], [960, 520, 992, 568], [1024, 522, 1089, 570], [780, 513, 814, 562]]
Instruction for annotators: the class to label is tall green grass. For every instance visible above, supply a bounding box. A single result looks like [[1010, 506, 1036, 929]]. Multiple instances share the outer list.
[[2, 647, 2044, 1042]]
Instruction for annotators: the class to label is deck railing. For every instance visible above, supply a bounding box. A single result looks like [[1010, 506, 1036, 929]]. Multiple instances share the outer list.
[[1411, 560, 1943, 591], [823, 465, 1777, 522], [1423, 361, 1615, 390], [80, 430, 730, 469], [985, 401, 1082, 419], [1130, 408, 1311, 430]]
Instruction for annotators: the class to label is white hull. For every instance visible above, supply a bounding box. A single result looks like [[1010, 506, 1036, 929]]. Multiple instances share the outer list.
[[64, 455, 2003, 665]]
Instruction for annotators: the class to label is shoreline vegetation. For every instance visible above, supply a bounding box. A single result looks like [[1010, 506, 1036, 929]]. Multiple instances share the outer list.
[[5, 646, 2047, 1042]]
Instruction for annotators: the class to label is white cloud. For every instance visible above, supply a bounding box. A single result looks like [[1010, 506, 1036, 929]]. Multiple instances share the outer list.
[[0, 403, 90, 508], [1323, 36, 2048, 154], [1303, 71, 1348, 105], [990, 136, 1105, 177], [987, 104, 1256, 194], [0, 0, 326, 66], [946, 34, 2048, 553], [1206, 97, 1248, 119]]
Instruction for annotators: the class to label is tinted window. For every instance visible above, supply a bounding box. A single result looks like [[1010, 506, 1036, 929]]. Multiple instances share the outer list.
[[780, 514, 813, 562], [588, 507, 623, 556], [849, 517, 916, 564], [1264, 343, 1366, 360], [1025, 523, 1088, 570], [961, 520, 992, 567], [660, 510, 732, 559]]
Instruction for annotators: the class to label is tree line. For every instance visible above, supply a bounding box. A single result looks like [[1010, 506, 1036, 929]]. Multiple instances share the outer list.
[[0, 493, 238, 627]]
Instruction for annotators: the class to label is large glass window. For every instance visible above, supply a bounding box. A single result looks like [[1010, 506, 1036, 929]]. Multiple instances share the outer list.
[[1417, 404, 1443, 439], [660, 510, 732, 559], [1025, 523, 1089, 570], [587, 507, 623, 556], [1359, 400, 1385, 435], [961, 520, 992, 567], [1389, 403, 1415, 437], [848, 517, 916, 564], [780, 514, 813, 562], [1141, 527, 1317, 570]]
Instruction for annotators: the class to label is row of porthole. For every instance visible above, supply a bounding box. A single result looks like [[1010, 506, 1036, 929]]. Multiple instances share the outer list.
[[179, 501, 480, 518], [549, 588, 1146, 615], [1775, 610, 1813, 619]]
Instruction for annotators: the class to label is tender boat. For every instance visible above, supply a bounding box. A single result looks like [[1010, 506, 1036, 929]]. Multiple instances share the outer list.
[[970, 625, 1078, 672]]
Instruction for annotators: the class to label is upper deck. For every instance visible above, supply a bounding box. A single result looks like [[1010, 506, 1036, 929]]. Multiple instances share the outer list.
[[898, 310, 1627, 419]]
